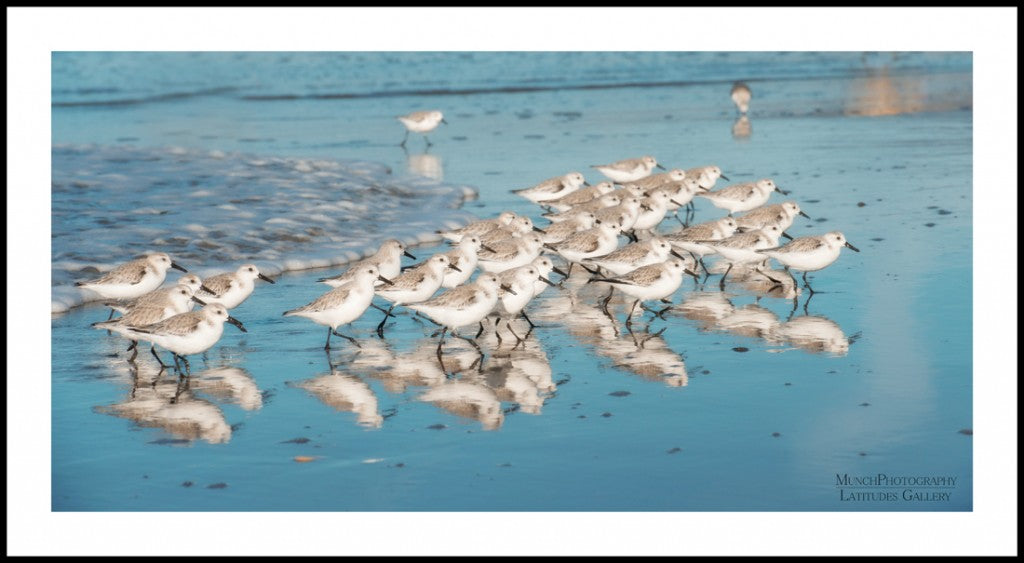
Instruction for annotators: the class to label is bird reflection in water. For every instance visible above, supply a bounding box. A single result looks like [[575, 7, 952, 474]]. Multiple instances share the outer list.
[[190, 366, 263, 411], [732, 116, 751, 140], [292, 362, 384, 428], [95, 361, 232, 444], [772, 315, 857, 356], [406, 151, 443, 181], [418, 380, 505, 431]]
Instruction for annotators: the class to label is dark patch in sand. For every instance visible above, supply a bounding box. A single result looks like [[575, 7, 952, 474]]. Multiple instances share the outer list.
[[427, 424, 447, 430], [609, 390, 631, 397], [667, 447, 682, 454], [924, 223, 936, 227], [207, 482, 228, 489], [182, 481, 194, 487], [149, 438, 190, 445], [857, 202, 866, 207], [281, 437, 310, 444], [771, 432, 781, 438], [732, 347, 749, 353], [937, 209, 952, 215], [958, 428, 973, 436], [859, 403, 870, 407], [601, 412, 613, 418]]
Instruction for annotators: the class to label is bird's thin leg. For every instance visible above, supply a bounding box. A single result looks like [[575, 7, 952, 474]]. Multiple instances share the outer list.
[[436, 327, 448, 373], [506, 321, 524, 349], [179, 355, 191, 376], [399, 130, 409, 148], [475, 321, 485, 339], [324, 326, 333, 350], [376, 304, 396, 338], [150, 345, 168, 369], [802, 271, 816, 295], [521, 310, 536, 329], [127, 341, 138, 362], [332, 328, 361, 348], [424, 135, 432, 148], [172, 354, 182, 375], [720, 263, 734, 291]]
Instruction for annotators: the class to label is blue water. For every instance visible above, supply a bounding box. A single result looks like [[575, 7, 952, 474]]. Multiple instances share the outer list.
[[51, 52, 973, 510]]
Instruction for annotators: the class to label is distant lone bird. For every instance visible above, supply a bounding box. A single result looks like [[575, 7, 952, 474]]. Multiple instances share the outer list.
[[731, 82, 752, 114], [398, 110, 447, 148]]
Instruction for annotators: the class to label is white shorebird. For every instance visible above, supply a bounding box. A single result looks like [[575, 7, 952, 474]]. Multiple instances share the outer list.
[[585, 237, 686, 276], [632, 190, 682, 235], [440, 235, 494, 288], [548, 221, 623, 274], [76, 252, 188, 303], [652, 177, 707, 225], [731, 82, 752, 114], [594, 195, 644, 234], [587, 259, 694, 341], [397, 110, 446, 148], [757, 231, 859, 294], [284, 265, 394, 349], [407, 273, 512, 372], [686, 165, 729, 189], [438, 211, 517, 242], [704, 225, 785, 289], [318, 239, 416, 287], [104, 274, 207, 314], [543, 192, 622, 222], [93, 284, 199, 365], [664, 217, 739, 274], [476, 232, 545, 274], [591, 155, 664, 183], [631, 168, 688, 192], [375, 254, 455, 336], [697, 178, 788, 215], [492, 265, 556, 346], [543, 181, 616, 212], [127, 303, 246, 375], [527, 255, 567, 298], [479, 214, 540, 246], [198, 264, 275, 309], [539, 211, 596, 245], [735, 201, 810, 237], [512, 171, 587, 204]]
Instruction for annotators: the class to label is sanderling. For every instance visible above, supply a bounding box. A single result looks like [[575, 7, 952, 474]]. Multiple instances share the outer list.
[[543, 181, 616, 212], [632, 190, 682, 234], [198, 264, 275, 309], [440, 235, 494, 288], [512, 171, 587, 204], [735, 201, 810, 237], [493, 265, 556, 346], [76, 252, 188, 302], [528, 256, 567, 297], [477, 232, 545, 274], [93, 285, 198, 364], [587, 259, 694, 339], [439, 211, 517, 242], [128, 303, 246, 375], [548, 220, 623, 267], [585, 237, 687, 276], [105, 274, 206, 314], [704, 225, 785, 288], [757, 231, 859, 294], [539, 211, 596, 244], [480, 214, 539, 246], [664, 216, 739, 271], [686, 165, 729, 187], [318, 239, 416, 288], [543, 192, 622, 222], [375, 254, 455, 336], [696, 178, 787, 215], [285, 265, 394, 349], [591, 155, 665, 183], [397, 110, 447, 148], [731, 82, 752, 114], [651, 177, 706, 225], [594, 195, 644, 233], [631, 168, 688, 192], [408, 273, 512, 371]]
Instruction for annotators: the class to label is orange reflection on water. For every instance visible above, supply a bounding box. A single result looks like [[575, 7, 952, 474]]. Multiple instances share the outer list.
[[845, 68, 971, 117]]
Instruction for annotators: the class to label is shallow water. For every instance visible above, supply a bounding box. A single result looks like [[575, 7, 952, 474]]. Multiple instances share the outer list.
[[52, 52, 972, 511]]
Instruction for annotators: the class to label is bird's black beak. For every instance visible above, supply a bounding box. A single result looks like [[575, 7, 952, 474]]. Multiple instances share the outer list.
[[781, 232, 794, 241], [719, 174, 730, 181], [481, 243, 497, 253], [200, 284, 216, 295], [227, 316, 247, 333], [655, 163, 666, 170], [685, 269, 700, 280], [543, 243, 558, 252], [583, 181, 591, 187], [404, 250, 417, 259], [258, 273, 276, 284], [670, 249, 687, 260], [171, 262, 188, 272], [670, 199, 684, 207], [552, 266, 569, 279], [441, 118, 449, 125], [500, 284, 517, 295], [799, 211, 811, 219], [448, 264, 462, 272], [533, 226, 546, 234], [777, 187, 791, 195], [378, 275, 395, 286], [191, 296, 207, 306], [538, 275, 557, 287], [845, 241, 860, 252]]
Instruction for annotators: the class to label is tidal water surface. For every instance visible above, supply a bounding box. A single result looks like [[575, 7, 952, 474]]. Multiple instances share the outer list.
[[52, 52, 973, 510]]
